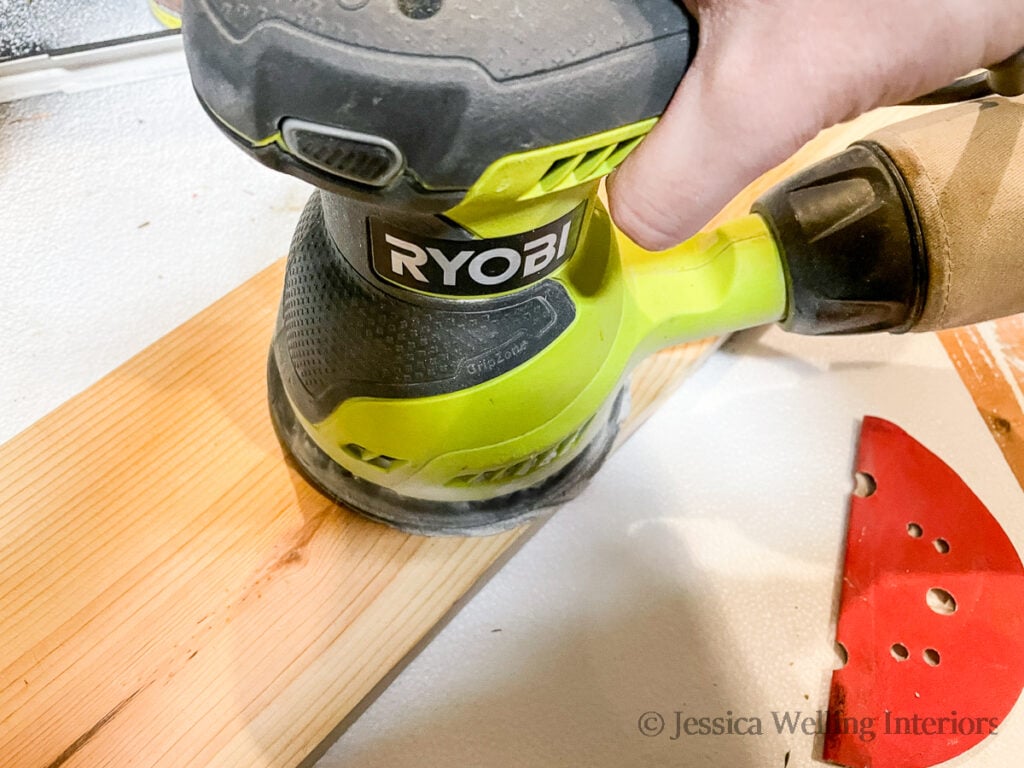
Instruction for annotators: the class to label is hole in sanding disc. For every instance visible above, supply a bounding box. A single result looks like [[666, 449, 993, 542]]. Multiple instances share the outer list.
[[927, 588, 958, 615], [853, 472, 877, 498], [907, 522, 924, 538], [835, 642, 849, 668], [924, 648, 942, 666], [891, 643, 910, 662], [934, 537, 951, 554]]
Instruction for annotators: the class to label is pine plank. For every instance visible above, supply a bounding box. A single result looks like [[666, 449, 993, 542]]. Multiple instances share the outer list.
[[0, 108, 925, 767], [941, 319, 1024, 490]]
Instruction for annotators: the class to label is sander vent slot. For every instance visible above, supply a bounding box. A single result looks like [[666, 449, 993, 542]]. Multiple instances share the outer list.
[[341, 443, 407, 472], [530, 136, 645, 198]]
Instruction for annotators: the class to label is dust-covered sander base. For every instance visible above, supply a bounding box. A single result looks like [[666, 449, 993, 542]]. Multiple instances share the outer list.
[[268, 351, 626, 537]]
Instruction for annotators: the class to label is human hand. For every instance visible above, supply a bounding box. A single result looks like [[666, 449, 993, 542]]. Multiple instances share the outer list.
[[607, 0, 1024, 250]]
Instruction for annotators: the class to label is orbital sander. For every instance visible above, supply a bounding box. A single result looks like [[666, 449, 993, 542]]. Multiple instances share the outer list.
[[182, 0, 1024, 535]]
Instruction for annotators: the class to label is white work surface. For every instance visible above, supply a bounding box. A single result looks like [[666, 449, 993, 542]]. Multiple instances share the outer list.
[[4, 70, 1024, 768]]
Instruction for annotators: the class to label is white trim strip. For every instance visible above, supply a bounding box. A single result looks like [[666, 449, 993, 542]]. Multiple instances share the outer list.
[[0, 33, 185, 104]]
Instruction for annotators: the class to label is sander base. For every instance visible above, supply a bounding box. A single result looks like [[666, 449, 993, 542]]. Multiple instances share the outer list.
[[267, 350, 627, 536]]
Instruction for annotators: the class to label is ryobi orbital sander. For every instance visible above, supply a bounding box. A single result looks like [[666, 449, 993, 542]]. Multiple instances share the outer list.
[[182, 1, 1024, 535]]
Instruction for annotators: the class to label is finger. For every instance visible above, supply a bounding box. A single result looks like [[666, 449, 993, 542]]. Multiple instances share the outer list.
[[608, 0, 1024, 252], [607, 9, 832, 250]]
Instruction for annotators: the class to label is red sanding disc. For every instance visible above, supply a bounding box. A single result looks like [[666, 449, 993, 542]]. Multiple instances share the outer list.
[[824, 417, 1024, 768]]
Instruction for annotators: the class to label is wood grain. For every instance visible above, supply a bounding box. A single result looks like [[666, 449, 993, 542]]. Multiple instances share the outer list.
[[0, 107, 928, 767], [941, 319, 1024, 490]]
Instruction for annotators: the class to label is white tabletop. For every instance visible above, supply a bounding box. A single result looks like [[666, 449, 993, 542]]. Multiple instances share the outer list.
[[4, 68, 1022, 768]]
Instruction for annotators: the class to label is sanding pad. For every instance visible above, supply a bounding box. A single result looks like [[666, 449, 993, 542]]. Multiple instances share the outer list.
[[824, 417, 1024, 768], [267, 349, 627, 537]]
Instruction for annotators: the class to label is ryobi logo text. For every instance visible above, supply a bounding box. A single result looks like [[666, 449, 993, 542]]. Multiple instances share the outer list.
[[369, 205, 584, 296]]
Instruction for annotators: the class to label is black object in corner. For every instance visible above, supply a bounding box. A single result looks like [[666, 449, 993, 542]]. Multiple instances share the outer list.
[[752, 142, 927, 335]]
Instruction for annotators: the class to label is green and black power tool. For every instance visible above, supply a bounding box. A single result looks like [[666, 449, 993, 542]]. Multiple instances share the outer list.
[[182, 1, 1024, 535]]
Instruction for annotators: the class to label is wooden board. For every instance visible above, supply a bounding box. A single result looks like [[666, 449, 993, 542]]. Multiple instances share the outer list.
[[941, 319, 1024, 490], [0, 108, 929, 768]]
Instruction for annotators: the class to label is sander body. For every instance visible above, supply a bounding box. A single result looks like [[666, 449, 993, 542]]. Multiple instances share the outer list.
[[183, 1, 1024, 534]]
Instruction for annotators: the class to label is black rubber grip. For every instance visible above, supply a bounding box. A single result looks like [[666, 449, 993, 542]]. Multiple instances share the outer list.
[[752, 143, 927, 335], [273, 193, 577, 423]]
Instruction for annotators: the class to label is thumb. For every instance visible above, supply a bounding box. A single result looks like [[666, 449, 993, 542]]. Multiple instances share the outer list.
[[606, 6, 860, 251], [606, 0, 1024, 251]]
